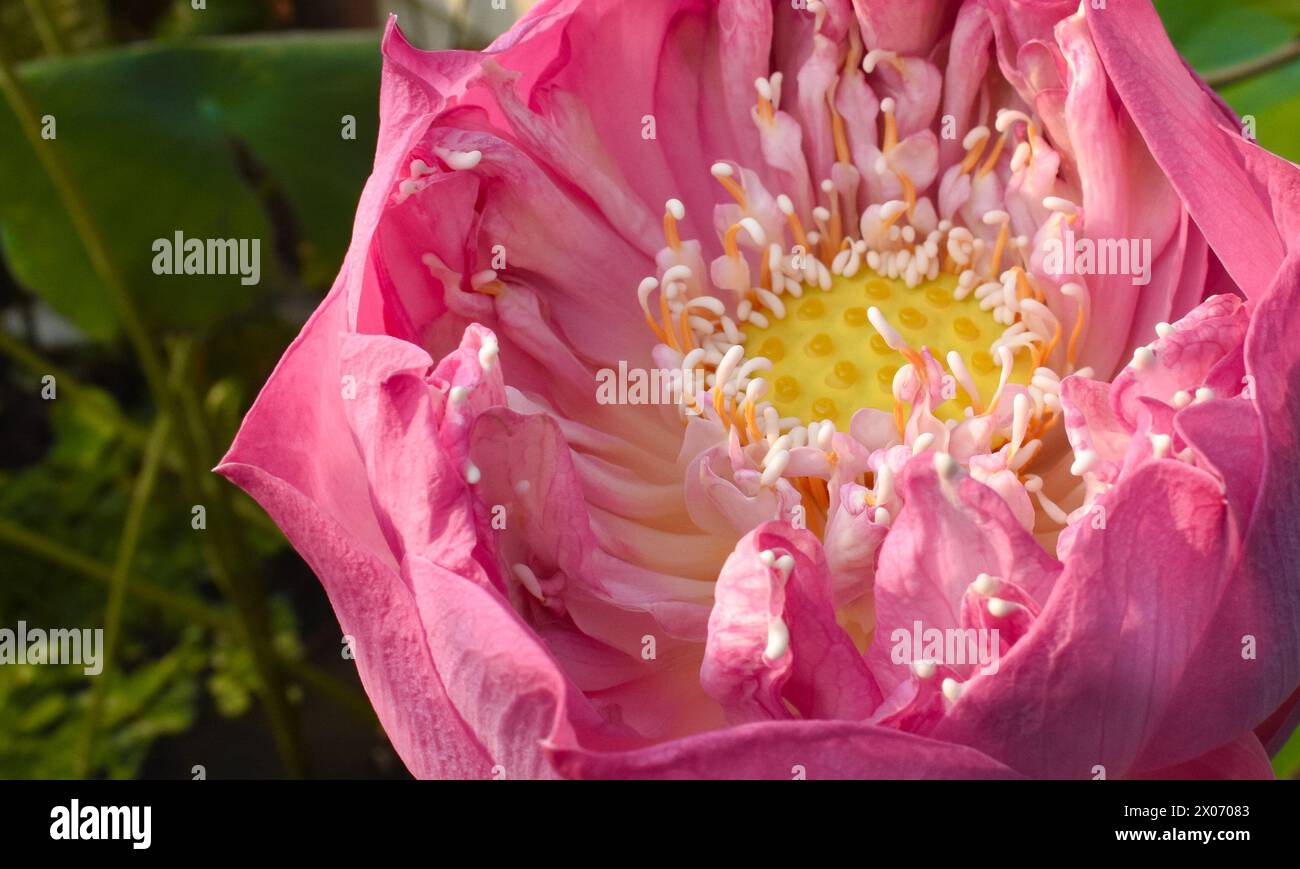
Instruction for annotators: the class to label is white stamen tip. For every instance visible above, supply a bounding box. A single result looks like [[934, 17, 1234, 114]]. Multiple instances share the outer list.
[[934, 451, 959, 480], [763, 617, 790, 662], [962, 126, 990, 150], [912, 659, 936, 679], [1151, 433, 1173, 458], [867, 306, 906, 350], [512, 563, 545, 601], [715, 344, 746, 388], [464, 462, 482, 485], [982, 209, 1011, 226], [995, 109, 1033, 132], [449, 386, 468, 405], [972, 573, 999, 596], [862, 49, 896, 74], [711, 161, 735, 178], [760, 450, 790, 487], [912, 431, 936, 456], [1070, 449, 1098, 476], [1042, 196, 1076, 214], [478, 338, 499, 370], [1131, 346, 1155, 370], [436, 148, 482, 170], [941, 678, 964, 703], [987, 597, 1014, 618], [738, 217, 767, 247], [1155, 321, 1175, 338], [666, 198, 685, 220], [874, 464, 895, 505], [879, 201, 909, 225], [663, 264, 693, 286]]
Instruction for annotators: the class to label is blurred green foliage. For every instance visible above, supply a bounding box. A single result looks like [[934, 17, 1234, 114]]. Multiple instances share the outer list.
[[0, 32, 381, 339], [1156, 0, 1300, 162], [0, 0, 112, 59], [0, 0, 385, 779]]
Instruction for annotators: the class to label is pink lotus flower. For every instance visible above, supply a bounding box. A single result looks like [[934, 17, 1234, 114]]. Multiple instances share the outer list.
[[219, 0, 1300, 779]]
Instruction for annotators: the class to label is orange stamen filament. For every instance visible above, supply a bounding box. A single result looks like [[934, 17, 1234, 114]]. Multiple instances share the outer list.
[[659, 291, 680, 351], [960, 134, 990, 174], [991, 222, 1010, 275], [1067, 297, 1087, 368], [978, 133, 1007, 178], [715, 174, 749, 210], [828, 80, 852, 165], [724, 223, 744, 259], [663, 212, 681, 251], [783, 211, 810, 250]]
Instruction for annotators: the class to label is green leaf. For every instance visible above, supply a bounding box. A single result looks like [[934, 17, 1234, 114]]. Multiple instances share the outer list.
[[0, 633, 203, 778], [1220, 59, 1300, 163], [1271, 723, 1300, 778], [157, 0, 283, 39], [1155, 0, 1294, 71], [1250, 1, 1300, 30], [1155, 0, 1300, 164], [0, 31, 381, 340], [0, 0, 112, 61]]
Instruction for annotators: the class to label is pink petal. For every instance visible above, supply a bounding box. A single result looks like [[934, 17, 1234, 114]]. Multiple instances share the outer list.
[[869, 458, 1061, 692], [1086, 0, 1300, 295], [1138, 733, 1274, 780], [548, 718, 1023, 779], [404, 553, 626, 779], [1175, 398, 1263, 526], [852, 0, 960, 56], [933, 460, 1249, 777], [338, 332, 488, 581], [220, 464, 493, 778], [702, 522, 880, 723]]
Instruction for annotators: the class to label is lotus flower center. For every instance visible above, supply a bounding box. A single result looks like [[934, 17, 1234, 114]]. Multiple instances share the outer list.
[[742, 272, 1032, 428]]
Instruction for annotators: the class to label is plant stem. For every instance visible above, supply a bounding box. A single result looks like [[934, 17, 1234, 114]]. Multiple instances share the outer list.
[[0, 516, 376, 726], [0, 327, 283, 534], [21, 0, 65, 57], [167, 341, 312, 774], [0, 44, 307, 776], [1204, 40, 1300, 88], [0, 326, 149, 445], [77, 412, 172, 777], [0, 515, 226, 628]]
